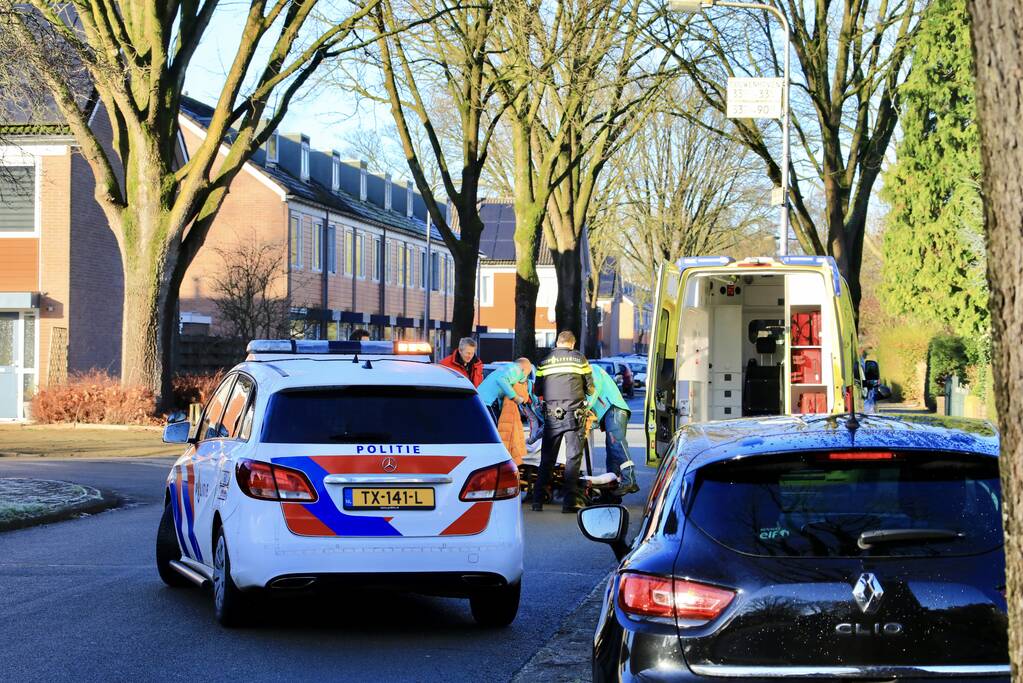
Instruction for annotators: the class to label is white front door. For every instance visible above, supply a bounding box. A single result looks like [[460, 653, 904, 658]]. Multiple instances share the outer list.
[[0, 313, 16, 418], [0, 312, 37, 420]]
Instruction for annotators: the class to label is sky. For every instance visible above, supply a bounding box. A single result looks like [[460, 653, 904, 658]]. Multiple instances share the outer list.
[[182, 4, 401, 170]]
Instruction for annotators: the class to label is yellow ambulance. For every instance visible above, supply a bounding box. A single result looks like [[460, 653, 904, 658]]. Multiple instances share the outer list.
[[645, 255, 863, 464]]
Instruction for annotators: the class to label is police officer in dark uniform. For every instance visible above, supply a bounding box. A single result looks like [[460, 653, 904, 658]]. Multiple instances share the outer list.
[[531, 330, 594, 513]]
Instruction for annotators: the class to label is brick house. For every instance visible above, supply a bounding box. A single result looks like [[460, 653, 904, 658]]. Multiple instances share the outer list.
[[0, 101, 124, 419], [176, 97, 462, 348], [0, 92, 466, 419]]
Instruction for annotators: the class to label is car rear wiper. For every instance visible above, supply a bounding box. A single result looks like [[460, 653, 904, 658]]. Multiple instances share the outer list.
[[857, 528, 963, 549], [326, 432, 392, 443]]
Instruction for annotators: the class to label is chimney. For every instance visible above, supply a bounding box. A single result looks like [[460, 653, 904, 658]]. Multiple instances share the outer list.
[[331, 150, 341, 192], [384, 173, 392, 211], [299, 134, 310, 182], [406, 179, 414, 218], [358, 160, 367, 201]]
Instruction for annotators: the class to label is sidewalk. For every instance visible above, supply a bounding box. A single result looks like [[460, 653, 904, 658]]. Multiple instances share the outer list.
[[0, 478, 117, 531], [0, 423, 181, 458]]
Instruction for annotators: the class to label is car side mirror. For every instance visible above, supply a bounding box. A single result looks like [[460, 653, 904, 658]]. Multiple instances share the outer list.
[[162, 421, 192, 444], [577, 504, 630, 560]]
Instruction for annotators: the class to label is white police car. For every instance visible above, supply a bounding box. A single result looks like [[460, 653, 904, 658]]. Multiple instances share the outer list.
[[156, 340, 524, 627]]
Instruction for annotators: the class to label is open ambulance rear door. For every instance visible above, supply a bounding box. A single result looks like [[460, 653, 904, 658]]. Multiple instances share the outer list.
[[645, 261, 681, 466]]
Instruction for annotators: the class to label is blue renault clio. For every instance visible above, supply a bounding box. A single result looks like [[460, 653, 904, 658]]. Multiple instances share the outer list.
[[578, 414, 1008, 682]]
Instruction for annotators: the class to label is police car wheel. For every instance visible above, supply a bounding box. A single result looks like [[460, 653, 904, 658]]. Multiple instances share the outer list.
[[156, 502, 189, 588], [469, 581, 520, 627], [212, 528, 247, 627]]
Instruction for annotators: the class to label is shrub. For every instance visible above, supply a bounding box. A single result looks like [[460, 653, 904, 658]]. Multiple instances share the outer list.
[[170, 371, 224, 409], [876, 323, 935, 404], [31, 371, 158, 425], [927, 334, 969, 399]]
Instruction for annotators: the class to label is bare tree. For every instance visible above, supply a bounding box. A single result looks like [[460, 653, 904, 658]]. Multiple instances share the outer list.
[[210, 238, 291, 341], [0, 0, 386, 406], [655, 0, 924, 317], [966, 0, 1023, 675], [618, 93, 772, 290], [342, 0, 508, 342]]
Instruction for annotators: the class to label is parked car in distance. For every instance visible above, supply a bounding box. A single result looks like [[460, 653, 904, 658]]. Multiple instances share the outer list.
[[605, 357, 647, 390], [592, 359, 635, 399], [578, 414, 1007, 682]]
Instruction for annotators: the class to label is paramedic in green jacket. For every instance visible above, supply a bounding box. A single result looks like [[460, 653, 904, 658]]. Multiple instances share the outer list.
[[587, 364, 640, 495], [477, 358, 533, 422]]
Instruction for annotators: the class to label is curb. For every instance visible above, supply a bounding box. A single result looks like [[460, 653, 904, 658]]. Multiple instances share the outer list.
[[0, 479, 121, 532], [511, 572, 611, 683]]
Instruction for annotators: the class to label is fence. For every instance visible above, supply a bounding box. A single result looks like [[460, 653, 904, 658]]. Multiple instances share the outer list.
[[174, 335, 246, 376]]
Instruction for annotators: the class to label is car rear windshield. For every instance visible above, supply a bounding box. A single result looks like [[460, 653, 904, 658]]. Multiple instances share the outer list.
[[688, 452, 1002, 557], [262, 386, 501, 444]]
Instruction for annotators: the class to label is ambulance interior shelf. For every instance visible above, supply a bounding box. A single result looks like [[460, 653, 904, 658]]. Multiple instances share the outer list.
[[790, 304, 826, 413]]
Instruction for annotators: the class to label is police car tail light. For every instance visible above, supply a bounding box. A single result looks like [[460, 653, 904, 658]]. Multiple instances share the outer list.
[[618, 573, 734, 623], [236, 459, 317, 503], [459, 461, 520, 501], [273, 466, 318, 501]]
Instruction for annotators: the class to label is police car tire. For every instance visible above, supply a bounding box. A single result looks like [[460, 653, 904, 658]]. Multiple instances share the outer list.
[[469, 581, 520, 627], [156, 502, 189, 588], [213, 528, 248, 627]]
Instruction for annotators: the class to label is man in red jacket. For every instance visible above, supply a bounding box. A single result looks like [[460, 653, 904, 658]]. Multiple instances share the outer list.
[[439, 337, 483, 387]]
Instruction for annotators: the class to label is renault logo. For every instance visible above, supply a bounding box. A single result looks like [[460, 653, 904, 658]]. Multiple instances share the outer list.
[[852, 573, 884, 614], [381, 457, 398, 473]]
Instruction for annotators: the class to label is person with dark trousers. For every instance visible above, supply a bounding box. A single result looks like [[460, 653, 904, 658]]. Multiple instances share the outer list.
[[532, 330, 594, 513], [438, 337, 484, 387]]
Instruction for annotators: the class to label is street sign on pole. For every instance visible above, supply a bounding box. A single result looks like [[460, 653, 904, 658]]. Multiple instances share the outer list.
[[726, 77, 783, 119]]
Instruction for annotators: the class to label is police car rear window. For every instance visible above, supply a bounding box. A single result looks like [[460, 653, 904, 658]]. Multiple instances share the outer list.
[[261, 386, 501, 444], [688, 452, 1002, 558]]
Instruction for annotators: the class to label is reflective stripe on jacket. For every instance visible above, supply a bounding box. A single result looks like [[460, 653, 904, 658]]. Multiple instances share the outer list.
[[535, 347, 594, 412]]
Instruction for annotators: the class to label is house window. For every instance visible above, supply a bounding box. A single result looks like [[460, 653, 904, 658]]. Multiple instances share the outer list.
[[344, 230, 354, 275], [374, 237, 382, 281], [396, 242, 405, 286], [310, 218, 323, 272], [480, 273, 493, 306], [431, 252, 440, 291], [447, 257, 454, 293], [0, 165, 35, 234], [300, 136, 310, 182], [420, 250, 427, 289], [405, 245, 414, 287], [265, 132, 279, 165], [356, 233, 365, 278], [289, 213, 302, 269], [327, 224, 337, 274], [331, 153, 340, 192]]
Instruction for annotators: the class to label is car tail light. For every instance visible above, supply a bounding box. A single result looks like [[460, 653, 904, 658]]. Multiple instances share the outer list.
[[826, 451, 894, 461], [460, 461, 520, 501], [618, 572, 734, 623], [236, 459, 317, 502]]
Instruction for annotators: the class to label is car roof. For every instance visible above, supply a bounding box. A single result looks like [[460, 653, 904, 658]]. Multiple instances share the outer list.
[[678, 414, 999, 470], [233, 357, 475, 394]]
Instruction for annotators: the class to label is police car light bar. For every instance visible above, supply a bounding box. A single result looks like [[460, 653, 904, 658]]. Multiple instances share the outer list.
[[245, 340, 432, 356]]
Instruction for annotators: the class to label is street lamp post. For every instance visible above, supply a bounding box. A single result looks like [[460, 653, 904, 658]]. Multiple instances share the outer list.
[[668, 0, 791, 256]]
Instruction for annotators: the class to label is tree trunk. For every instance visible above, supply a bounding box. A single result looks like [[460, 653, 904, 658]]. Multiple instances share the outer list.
[[552, 247, 583, 340], [514, 204, 543, 361], [121, 257, 170, 398], [967, 1, 1023, 677], [450, 240, 479, 342]]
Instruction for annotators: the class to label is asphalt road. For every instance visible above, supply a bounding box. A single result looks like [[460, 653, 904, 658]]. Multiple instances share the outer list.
[[0, 393, 651, 683]]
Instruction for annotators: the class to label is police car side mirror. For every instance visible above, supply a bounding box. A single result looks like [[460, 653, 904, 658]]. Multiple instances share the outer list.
[[578, 504, 630, 560], [162, 421, 192, 444]]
